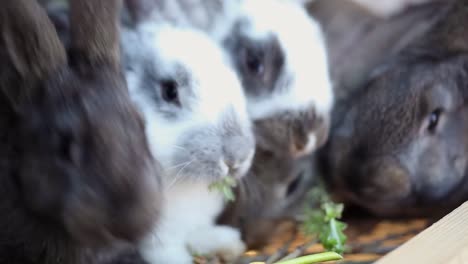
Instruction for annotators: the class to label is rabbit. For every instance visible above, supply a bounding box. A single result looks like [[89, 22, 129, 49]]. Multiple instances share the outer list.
[[0, 0, 161, 263], [217, 149, 316, 249], [120, 0, 334, 158], [318, 0, 468, 218], [121, 1, 256, 263], [218, 0, 334, 158]]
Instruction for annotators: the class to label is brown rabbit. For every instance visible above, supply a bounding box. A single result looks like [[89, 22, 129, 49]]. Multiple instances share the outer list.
[[319, 0, 468, 217], [0, 0, 161, 263], [218, 149, 316, 249]]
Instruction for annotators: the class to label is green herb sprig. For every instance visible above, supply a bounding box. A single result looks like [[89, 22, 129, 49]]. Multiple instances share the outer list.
[[208, 176, 237, 202], [301, 185, 348, 255], [275, 252, 343, 264]]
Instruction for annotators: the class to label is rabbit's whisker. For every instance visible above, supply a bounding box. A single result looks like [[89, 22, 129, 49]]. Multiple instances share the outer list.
[[167, 159, 196, 188]]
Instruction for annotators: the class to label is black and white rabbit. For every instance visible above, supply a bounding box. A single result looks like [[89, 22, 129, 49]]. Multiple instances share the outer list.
[[0, 0, 161, 263], [223, 0, 333, 157], [122, 2, 256, 263]]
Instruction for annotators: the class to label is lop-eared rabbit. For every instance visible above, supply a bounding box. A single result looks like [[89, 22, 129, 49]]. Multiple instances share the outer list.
[[320, 0, 468, 217], [0, 0, 161, 263], [120, 1, 256, 263], [122, 0, 334, 158]]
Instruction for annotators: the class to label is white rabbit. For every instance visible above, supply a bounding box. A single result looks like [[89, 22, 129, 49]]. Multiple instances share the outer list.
[[122, 4, 256, 263]]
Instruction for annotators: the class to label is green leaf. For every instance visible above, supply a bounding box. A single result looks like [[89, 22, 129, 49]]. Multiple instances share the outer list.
[[300, 184, 348, 255], [208, 176, 237, 202]]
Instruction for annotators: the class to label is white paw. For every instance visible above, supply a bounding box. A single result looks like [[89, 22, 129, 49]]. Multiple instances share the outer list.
[[186, 225, 246, 263], [140, 235, 193, 264]]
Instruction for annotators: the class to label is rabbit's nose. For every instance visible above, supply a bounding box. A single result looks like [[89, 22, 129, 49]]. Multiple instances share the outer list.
[[223, 149, 255, 179], [290, 111, 330, 157]]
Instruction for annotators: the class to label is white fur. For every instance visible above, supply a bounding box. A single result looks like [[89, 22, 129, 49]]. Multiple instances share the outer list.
[[141, 182, 245, 264], [126, 23, 251, 171], [236, 0, 334, 120], [124, 24, 252, 264], [294, 134, 317, 157]]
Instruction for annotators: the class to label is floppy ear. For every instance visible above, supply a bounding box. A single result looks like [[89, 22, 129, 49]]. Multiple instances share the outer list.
[[414, 0, 467, 54], [69, 0, 123, 70], [0, 0, 67, 85]]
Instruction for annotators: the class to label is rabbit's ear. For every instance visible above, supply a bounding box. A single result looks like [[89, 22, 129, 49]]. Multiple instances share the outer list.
[[0, 0, 67, 86], [418, 0, 468, 53], [124, 0, 160, 26], [69, 0, 123, 70]]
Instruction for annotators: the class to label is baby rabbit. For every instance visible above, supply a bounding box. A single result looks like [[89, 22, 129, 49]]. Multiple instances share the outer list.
[[122, 1, 256, 263], [218, 149, 316, 249], [319, 0, 468, 217], [124, 0, 334, 158], [0, 0, 161, 263]]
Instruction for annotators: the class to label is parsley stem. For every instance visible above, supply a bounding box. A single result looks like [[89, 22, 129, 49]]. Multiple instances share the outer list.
[[274, 252, 342, 264]]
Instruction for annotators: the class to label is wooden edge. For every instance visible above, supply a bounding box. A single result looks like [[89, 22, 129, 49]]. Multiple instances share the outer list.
[[376, 202, 468, 264]]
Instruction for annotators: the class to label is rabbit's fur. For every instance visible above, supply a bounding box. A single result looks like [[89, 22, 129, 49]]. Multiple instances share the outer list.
[[121, 2, 256, 263], [218, 149, 316, 249], [223, 0, 333, 157], [0, 0, 161, 263], [307, 0, 448, 102], [319, 0, 468, 217], [122, 0, 333, 158]]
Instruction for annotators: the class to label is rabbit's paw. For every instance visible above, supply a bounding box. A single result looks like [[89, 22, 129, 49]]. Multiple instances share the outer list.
[[187, 225, 246, 263]]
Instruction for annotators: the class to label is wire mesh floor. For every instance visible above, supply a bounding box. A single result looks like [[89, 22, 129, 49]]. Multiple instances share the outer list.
[[194, 217, 430, 264]]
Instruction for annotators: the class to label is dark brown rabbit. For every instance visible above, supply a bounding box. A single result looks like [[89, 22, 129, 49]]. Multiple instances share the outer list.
[[319, 0, 468, 217], [0, 0, 161, 263], [218, 149, 316, 249]]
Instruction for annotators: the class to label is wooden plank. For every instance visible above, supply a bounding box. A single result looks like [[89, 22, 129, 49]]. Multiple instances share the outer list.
[[376, 202, 468, 264]]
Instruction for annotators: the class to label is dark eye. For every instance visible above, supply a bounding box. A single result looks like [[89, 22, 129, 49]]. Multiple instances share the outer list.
[[244, 49, 264, 76], [160, 79, 180, 105], [286, 171, 304, 197], [427, 108, 443, 133]]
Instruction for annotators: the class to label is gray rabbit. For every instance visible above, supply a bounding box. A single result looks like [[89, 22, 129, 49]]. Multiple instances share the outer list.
[[0, 0, 161, 263], [319, 0, 468, 217]]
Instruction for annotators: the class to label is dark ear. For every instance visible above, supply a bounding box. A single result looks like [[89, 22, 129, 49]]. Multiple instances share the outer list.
[[124, 0, 161, 26], [418, 0, 468, 53], [69, 0, 123, 70], [0, 0, 67, 85]]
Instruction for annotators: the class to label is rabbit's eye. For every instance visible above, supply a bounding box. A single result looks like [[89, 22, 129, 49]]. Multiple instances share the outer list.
[[243, 48, 264, 76], [160, 79, 180, 105], [246, 55, 264, 75], [427, 108, 443, 133]]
